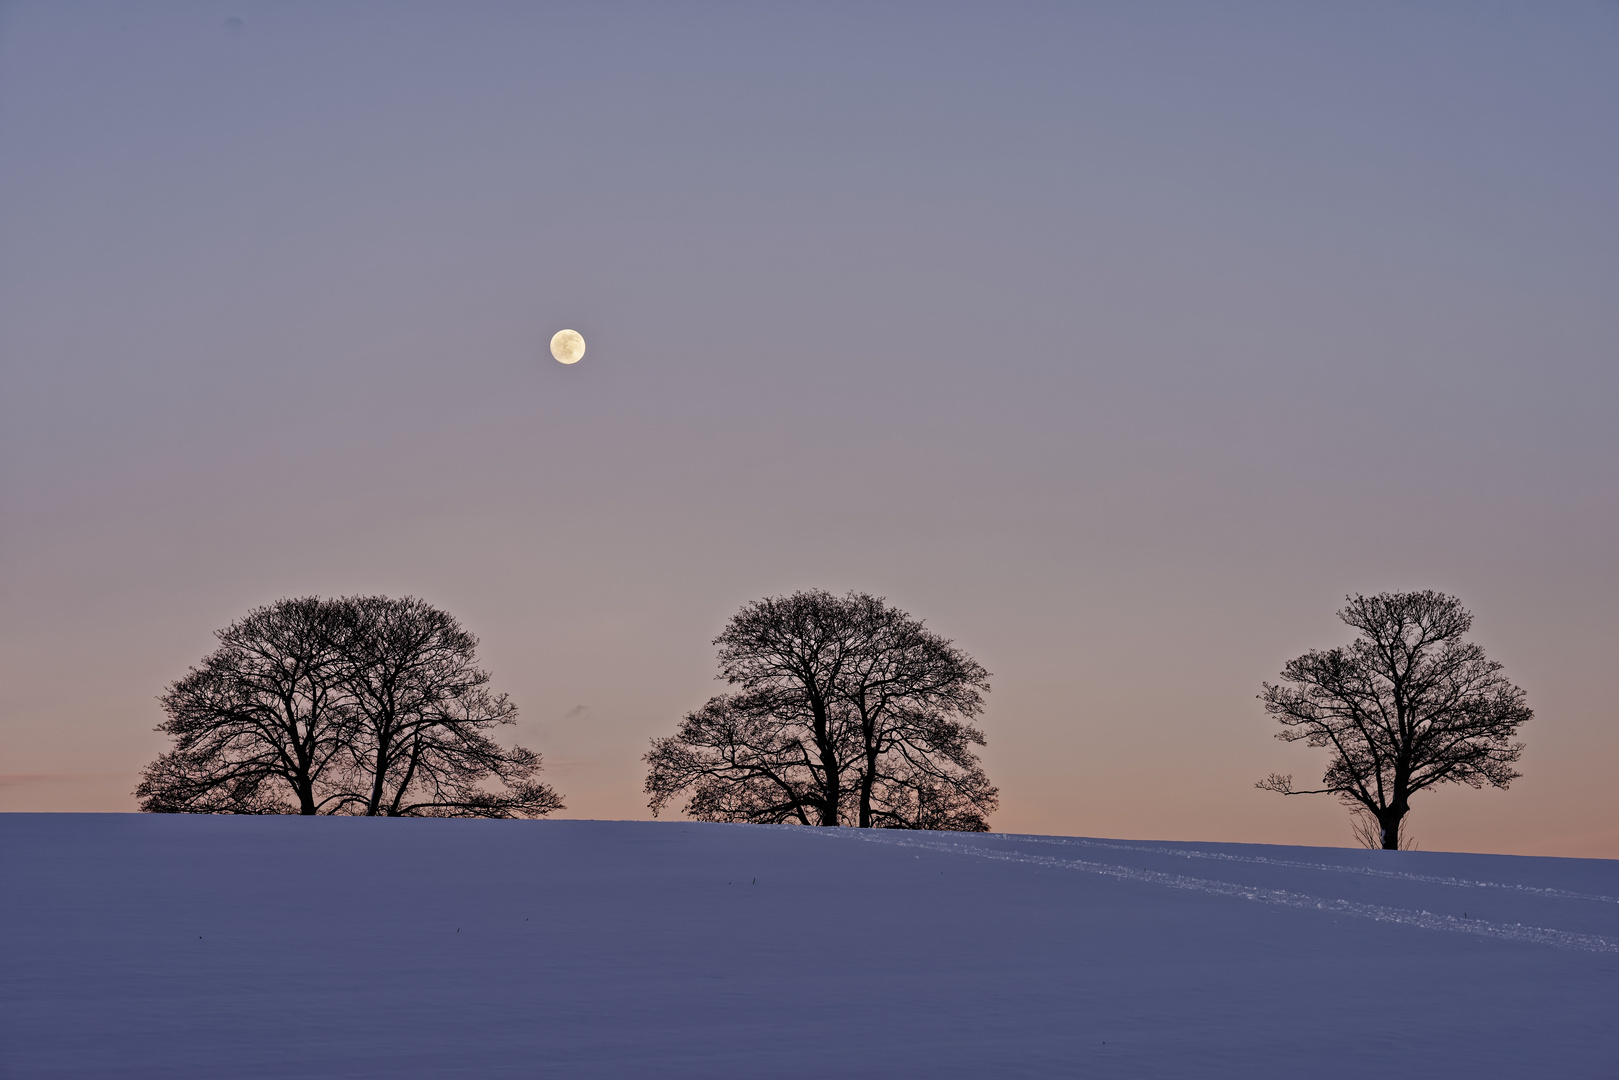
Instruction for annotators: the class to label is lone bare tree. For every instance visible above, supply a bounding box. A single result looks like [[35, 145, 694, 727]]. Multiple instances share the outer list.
[[645, 590, 996, 830], [1258, 591, 1531, 850], [137, 596, 562, 817]]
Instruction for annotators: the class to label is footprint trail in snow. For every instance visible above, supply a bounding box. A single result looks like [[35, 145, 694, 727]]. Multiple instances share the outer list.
[[823, 828, 1619, 955]]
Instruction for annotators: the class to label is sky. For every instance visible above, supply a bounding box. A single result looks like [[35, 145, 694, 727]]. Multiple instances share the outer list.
[[1, 1, 1615, 856]]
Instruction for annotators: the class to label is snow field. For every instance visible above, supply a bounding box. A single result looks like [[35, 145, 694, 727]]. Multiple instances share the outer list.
[[2, 815, 1615, 1078]]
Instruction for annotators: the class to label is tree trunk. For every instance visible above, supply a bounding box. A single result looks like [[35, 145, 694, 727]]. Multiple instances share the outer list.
[[810, 694, 841, 826], [292, 738, 318, 814], [365, 732, 391, 816], [1377, 807, 1405, 850], [386, 737, 423, 816], [858, 746, 878, 828], [817, 775, 840, 826]]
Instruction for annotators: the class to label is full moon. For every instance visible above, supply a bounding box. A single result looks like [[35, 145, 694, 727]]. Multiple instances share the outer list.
[[550, 329, 586, 364]]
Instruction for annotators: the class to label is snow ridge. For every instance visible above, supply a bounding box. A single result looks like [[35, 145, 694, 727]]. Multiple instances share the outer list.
[[823, 830, 1619, 955]]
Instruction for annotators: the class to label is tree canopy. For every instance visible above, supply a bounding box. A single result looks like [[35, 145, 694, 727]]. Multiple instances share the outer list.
[[645, 590, 996, 830], [1258, 591, 1530, 849], [137, 596, 562, 817]]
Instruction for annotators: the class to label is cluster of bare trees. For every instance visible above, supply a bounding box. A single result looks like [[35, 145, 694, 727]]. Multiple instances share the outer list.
[[1258, 590, 1532, 849], [644, 590, 997, 830], [137, 596, 562, 817]]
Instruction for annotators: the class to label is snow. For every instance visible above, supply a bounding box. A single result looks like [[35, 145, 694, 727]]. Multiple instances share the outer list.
[[2, 815, 1615, 1078]]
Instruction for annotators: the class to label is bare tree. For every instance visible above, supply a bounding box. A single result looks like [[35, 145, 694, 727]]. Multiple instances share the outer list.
[[644, 693, 834, 825], [137, 596, 562, 818], [1258, 591, 1531, 850], [645, 590, 996, 830], [138, 598, 355, 814], [337, 596, 561, 818], [647, 592, 864, 826], [832, 595, 993, 829]]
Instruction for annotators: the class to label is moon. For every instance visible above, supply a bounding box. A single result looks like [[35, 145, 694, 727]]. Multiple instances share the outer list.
[[550, 329, 586, 364]]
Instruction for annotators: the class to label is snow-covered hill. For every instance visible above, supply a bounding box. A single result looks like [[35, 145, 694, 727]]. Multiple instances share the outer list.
[[2, 815, 1614, 1078]]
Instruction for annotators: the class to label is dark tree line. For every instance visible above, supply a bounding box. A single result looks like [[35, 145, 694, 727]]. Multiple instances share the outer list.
[[137, 596, 561, 817], [645, 590, 997, 830], [135, 584, 1533, 849], [1258, 591, 1531, 849]]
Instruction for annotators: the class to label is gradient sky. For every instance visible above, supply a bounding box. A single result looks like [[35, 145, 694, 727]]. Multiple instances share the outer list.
[[2, 1, 1615, 856]]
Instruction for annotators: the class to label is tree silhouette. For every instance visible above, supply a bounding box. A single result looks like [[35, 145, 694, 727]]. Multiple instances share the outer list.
[[1258, 591, 1531, 849], [645, 590, 995, 829], [137, 596, 561, 817], [335, 596, 561, 817], [138, 598, 354, 814]]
